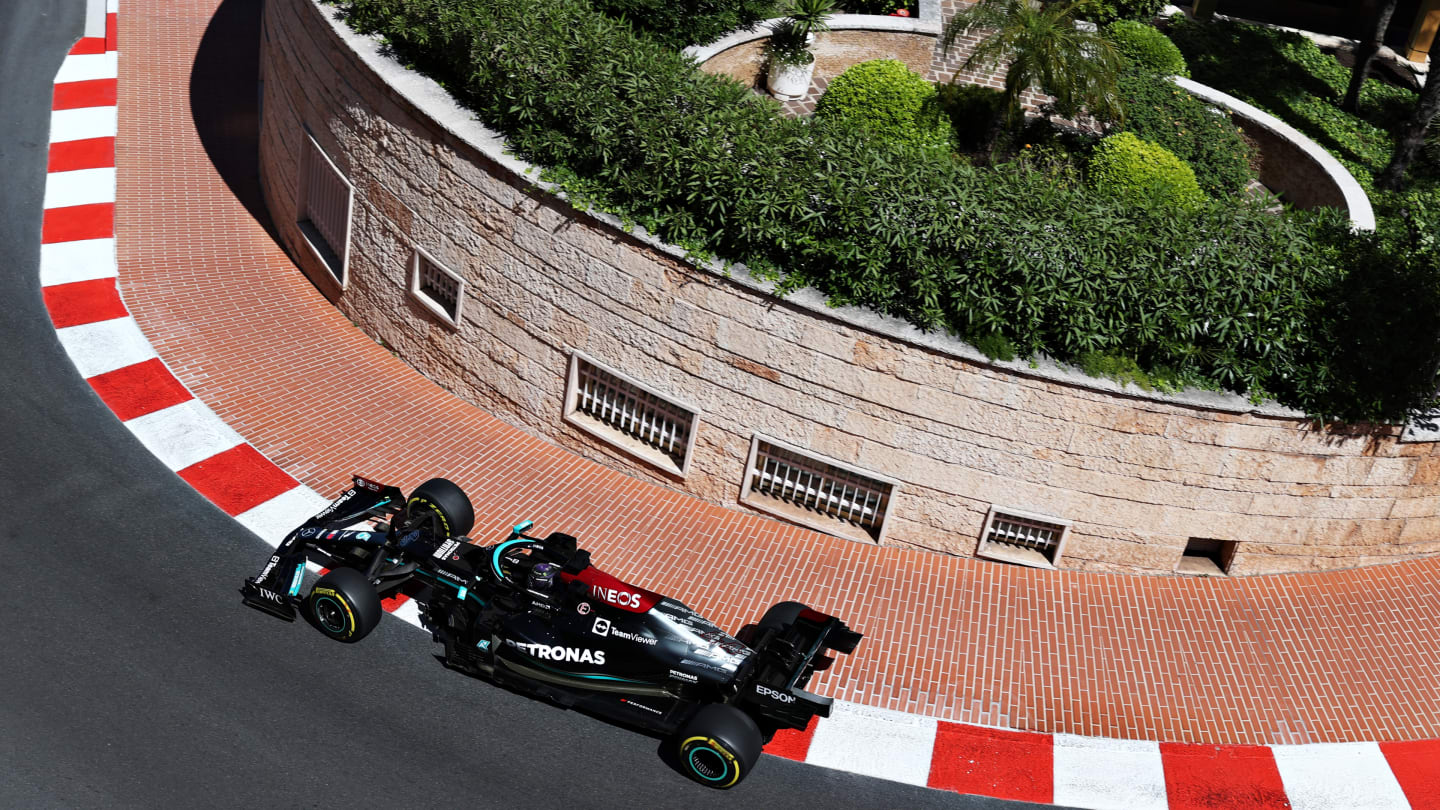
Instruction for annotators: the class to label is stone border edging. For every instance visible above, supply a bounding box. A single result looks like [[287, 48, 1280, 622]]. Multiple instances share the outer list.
[[1172, 76, 1376, 232], [683, 13, 942, 64], [310, 0, 1311, 421]]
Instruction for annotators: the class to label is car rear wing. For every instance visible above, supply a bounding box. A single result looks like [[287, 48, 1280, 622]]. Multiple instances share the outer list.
[[741, 606, 863, 729]]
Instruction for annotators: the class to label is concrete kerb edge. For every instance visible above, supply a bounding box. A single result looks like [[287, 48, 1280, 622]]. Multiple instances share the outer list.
[[1171, 75, 1377, 232], [309, 0, 1310, 420]]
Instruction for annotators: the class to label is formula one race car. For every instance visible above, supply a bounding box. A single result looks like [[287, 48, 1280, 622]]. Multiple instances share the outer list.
[[241, 475, 862, 788]]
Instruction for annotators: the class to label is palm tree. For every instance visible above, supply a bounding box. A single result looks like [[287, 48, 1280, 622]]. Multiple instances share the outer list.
[[939, 0, 1123, 126], [1341, 0, 1398, 113]]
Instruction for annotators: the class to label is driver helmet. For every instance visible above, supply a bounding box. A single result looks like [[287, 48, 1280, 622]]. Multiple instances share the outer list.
[[529, 562, 559, 593]]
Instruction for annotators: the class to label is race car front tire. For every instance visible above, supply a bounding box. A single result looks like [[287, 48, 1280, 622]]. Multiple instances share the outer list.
[[307, 568, 382, 643], [674, 704, 763, 789], [405, 478, 475, 539]]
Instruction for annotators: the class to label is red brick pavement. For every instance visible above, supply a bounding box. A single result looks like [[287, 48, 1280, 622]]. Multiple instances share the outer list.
[[115, 0, 1440, 746]]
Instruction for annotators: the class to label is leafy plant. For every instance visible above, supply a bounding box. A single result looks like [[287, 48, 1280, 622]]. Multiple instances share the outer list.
[[764, 0, 835, 68], [1079, 351, 1180, 391], [1105, 19, 1187, 77], [971, 332, 1017, 362], [1076, 0, 1165, 25], [765, 19, 814, 67], [1088, 132, 1205, 210], [1115, 72, 1252, 197], [784, 0, 835, 40], [587, 0, 778, 49], [940, 0, 1124, 125], [815, 60, 952, 147]]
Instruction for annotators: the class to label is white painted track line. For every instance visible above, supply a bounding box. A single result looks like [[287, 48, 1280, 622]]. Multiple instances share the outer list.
[[39, 238, 118, 285], [1052, 735, 1169, 810], [235, 486, 332, 546], [43, 167, 117, 208], [50, 105, 118, 142], [122, 399, 245, 471], [55, 317, 156, 376], [1272, 742, 1412, 810], [805, 700, 939, 786], [54, 51, 118, 83]]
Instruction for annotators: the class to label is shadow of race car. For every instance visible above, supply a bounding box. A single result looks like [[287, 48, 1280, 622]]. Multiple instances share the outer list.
[[240, 475, 863, 788]]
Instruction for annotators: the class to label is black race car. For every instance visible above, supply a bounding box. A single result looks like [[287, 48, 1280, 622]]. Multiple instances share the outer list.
[[241, 475, 862, 788]]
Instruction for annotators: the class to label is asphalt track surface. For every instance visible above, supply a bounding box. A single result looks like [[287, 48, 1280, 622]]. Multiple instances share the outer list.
[[0, 2, 1070, 807]]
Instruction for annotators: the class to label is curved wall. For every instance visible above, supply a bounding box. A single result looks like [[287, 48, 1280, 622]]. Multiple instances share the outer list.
[[259, 0, 1440, 575]]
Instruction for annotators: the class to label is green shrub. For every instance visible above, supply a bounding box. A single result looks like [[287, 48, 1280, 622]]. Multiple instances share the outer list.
[[1078, 0, 1166, 25], [971, 332, 1017, 362], [1089, 132, 1205, 210], [934, 83, 1005, 150], [335, 0, 1440, 420], [815, 59, 951, 148], [1078, 352, 1180, 392], [1290, 196, 1440, 419], [1106, 20, 1187, 77], [1116, 72, 1252, 197], [587, 0, 777, 48]]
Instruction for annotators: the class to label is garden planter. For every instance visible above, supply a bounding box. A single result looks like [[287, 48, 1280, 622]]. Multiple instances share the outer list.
[[768, 60, 815, 100]]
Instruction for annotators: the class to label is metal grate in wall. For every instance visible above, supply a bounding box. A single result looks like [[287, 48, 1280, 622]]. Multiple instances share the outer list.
[[982, 510, 1068, 563], [416, 252, 461, 323], [299, 135, 353, 284], [748, 440, 892, 540], [573, 357, 695, 468]]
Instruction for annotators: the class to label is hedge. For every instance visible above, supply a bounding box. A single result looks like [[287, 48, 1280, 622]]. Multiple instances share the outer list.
[[586, 0, 776, 48], [333, 0, 1438, 420], [1089, 132, 1205, 211], [815, 59, 951, 148]]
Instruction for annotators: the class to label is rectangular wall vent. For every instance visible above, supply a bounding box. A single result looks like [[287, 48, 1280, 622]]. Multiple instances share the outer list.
[[564, 353, 700, 477], [409, 248, 464, 327], [298, 132, 353, 287], [741, 436, 897, 544], [1178, 537, 1238, 576], [976, 506, 1071, 569]]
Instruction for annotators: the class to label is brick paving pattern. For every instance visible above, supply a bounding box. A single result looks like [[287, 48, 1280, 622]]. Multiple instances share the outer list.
[[116, 0, 1440, 746]]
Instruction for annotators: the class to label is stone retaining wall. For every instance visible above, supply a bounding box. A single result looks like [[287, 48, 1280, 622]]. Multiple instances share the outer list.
[[258, 0, 1439, 575]]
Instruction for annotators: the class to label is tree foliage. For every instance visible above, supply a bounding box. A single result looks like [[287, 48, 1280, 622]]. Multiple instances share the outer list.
[[940, 0, 1124, 124]]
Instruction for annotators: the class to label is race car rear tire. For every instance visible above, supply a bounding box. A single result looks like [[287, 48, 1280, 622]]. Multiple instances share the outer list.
[[674, 704, 763, 789], [406, 478, 474, 539], [307, 568, 382, 643], [756, 601, 807, 632]]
